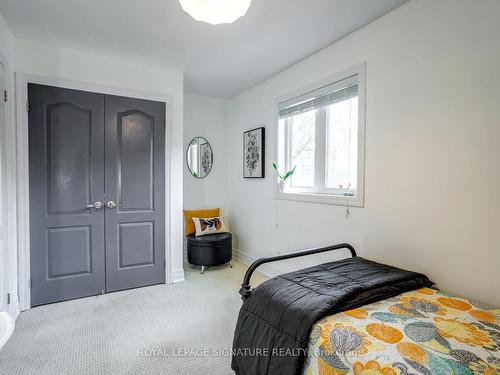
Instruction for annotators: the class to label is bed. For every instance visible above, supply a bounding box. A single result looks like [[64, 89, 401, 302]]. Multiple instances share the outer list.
[[231, 243, 500, 375], [304, 287, 499, 375]]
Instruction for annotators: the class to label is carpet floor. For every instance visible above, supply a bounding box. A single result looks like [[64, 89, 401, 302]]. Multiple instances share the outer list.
[[0, 261, 266, 375]]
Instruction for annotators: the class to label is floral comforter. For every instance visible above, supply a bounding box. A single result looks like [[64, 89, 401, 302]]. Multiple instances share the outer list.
[[304, 288, 499, 375]]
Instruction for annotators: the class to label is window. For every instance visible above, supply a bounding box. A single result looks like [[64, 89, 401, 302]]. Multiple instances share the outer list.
[[276, 63, 365, 206]]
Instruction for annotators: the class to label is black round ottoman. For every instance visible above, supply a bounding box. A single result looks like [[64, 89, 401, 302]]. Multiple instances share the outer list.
[[187, 232, 232, 274]]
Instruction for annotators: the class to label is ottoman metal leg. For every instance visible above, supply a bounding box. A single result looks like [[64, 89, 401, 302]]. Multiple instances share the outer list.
[[201, 266, 206, 274], [229, 261, 233, 268]]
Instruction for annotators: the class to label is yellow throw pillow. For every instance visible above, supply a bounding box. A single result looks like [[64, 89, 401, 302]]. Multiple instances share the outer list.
[[183, 208, 220, 236]]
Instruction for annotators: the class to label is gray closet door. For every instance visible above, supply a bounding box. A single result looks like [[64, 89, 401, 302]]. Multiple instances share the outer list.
[[104, 95, 165, 292], [29, 84, 106, 306]]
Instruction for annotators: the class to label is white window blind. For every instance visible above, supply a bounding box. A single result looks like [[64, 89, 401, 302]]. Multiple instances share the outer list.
[[278, 75, 358, 119]]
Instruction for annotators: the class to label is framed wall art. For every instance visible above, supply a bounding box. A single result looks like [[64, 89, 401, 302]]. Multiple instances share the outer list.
[[243, 127, 265, 178]]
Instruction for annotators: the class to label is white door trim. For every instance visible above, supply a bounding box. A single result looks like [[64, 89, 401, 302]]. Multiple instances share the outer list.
[[16, 72, 175, 310], [0, 59, 8, 313], [0, 53, 20, 320]]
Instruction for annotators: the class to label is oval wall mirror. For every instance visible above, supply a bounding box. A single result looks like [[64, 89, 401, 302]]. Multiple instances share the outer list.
[[186, 137, 213, 179]]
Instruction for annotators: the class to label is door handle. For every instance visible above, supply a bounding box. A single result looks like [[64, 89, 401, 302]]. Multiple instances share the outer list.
[[86, 201, 103, 209], [106, 201, 118, 209]]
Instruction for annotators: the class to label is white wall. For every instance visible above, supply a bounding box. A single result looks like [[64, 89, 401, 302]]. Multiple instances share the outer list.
[[12, 38, 185, 305], [184, 93, 229, 211], [183, 93, 230, 264], [0, 12, 13, 61], [0, 12, 19, 319], [225, 0, 500, 306]]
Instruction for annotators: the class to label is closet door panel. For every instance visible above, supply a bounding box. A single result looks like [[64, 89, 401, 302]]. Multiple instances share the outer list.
[[29, 84, 105, 306], [104, 95, 165, 292]]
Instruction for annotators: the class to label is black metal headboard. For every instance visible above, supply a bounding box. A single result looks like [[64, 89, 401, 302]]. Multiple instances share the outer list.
[[239, 243, 357, 301]]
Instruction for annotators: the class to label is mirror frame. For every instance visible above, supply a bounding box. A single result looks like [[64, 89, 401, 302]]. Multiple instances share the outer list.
[[186, 137, 213, 179]]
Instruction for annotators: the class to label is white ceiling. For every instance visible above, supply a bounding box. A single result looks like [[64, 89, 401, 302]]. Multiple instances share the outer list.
[[0, 0, 408, 98]]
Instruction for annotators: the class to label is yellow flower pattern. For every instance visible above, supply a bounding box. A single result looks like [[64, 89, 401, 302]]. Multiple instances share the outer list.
[[304, 288, 500, 375], [434, 317, 492, 347]]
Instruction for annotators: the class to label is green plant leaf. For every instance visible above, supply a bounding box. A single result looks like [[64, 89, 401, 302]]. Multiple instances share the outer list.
[[283, 165, 296, 180], [272, 162, 284, 179]]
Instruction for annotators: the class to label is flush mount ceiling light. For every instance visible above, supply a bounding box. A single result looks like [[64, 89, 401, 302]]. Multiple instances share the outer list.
[[179, 0, 251, 25]]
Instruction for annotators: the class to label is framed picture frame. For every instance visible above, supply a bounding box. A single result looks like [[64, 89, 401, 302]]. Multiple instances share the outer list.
[[243, 127, 265, 178]]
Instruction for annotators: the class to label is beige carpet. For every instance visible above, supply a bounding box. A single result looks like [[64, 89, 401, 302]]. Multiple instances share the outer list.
[[0, 261, 266, 375]]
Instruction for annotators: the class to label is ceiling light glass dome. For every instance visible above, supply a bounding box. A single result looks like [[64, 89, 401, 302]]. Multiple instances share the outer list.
[[179, 0, 252, 25]]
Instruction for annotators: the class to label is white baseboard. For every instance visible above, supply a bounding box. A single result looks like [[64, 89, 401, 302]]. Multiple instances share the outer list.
[[10, 300, 20, 321], [232, 248, 282, 279], [171, 268, 185, 283], [232, 248, 255, 266]]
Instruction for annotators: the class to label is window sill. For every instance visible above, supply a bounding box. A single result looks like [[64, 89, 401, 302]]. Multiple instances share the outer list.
[[274, 190, 364, 207]]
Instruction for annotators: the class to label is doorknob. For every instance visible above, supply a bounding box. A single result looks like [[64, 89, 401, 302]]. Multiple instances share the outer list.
[[106, 201, 117, 208], [86, 201, 103, 209]]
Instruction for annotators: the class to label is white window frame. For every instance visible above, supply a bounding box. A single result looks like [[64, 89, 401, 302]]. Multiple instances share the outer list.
[[274, 62, 366, 207]]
